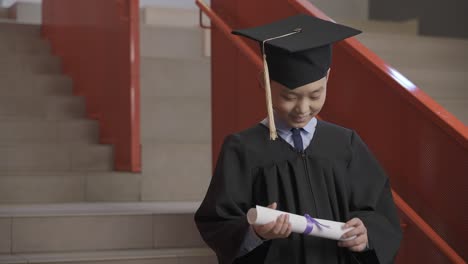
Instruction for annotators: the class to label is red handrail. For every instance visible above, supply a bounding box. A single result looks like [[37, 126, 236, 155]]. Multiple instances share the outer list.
[[392, 191, 465, 263], [196, 0, 466, 263]]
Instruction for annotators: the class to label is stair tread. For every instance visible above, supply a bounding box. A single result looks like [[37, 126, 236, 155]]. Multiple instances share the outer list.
[[0, 119, 98, 144], [358, 32, 468, 44], [0, 171, 94, 177], [0, 8, 8, 19], [140, 24, 207, 60], [0, 19, 41, 28], [0, 142, 107, 147], [0, 201, 200, 217], [142, 6, 199, 28], [140, 54, 210, 64], [0, 247, 214, 263], [339, 19, 419, 35], [0, 119, 94, 124], [0, 95, 80, 98], [0, 95, 85, 120], [0, 119, 95, 126], [0, 53, 58, 59]]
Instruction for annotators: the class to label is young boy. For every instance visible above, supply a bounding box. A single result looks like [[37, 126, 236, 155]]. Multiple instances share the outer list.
[[195, 14, 402, 264]]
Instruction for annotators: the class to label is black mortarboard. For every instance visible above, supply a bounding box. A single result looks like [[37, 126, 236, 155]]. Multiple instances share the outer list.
[[232, 14, 361, 89], [231, 14, 361, 139]]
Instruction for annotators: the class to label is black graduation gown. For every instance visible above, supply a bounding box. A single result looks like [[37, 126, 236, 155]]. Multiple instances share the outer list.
[[195, 120, 402, 264]]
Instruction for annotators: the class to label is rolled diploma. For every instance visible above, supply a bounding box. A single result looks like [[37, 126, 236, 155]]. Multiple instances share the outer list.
[[247, 205, 355, 241]]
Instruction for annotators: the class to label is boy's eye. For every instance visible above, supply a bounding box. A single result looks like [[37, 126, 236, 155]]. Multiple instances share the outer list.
[[309, 92, 321, 100], [281, 94, 297, 100]]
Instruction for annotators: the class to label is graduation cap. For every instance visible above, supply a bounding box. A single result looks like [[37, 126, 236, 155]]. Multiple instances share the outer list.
[[232, 14, 361, 140]]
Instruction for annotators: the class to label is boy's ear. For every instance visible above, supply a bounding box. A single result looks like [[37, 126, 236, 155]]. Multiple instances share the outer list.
[[326, 68, 331, 79]]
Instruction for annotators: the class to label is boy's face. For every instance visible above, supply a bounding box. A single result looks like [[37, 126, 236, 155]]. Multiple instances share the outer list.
[[271, 72, 328, 128]]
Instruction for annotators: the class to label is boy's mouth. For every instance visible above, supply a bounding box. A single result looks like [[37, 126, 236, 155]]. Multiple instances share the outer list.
[[291, 115, 310, 122]]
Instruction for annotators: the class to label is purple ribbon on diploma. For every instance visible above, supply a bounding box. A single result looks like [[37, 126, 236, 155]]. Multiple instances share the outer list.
[[303, 214, 330, 235]]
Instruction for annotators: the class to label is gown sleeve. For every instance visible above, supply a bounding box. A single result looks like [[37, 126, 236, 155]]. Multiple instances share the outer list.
[[194, 134, 256, 264], [346, 131, 403, 264]]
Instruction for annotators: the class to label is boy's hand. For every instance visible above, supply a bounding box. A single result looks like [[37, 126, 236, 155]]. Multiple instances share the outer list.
[[338, 218, 368, 252], [252, 202, 292, 240]]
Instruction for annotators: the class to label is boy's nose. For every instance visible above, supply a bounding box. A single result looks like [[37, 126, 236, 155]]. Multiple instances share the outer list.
[[295, 101, 309, 114]]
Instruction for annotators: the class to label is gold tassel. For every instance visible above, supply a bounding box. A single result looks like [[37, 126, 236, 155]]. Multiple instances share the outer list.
[[262, 54, 278, 140], [260, 28, 302, 140]]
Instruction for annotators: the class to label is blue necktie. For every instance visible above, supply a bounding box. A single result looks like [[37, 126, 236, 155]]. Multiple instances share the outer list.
[[291, 128, 303, 152]]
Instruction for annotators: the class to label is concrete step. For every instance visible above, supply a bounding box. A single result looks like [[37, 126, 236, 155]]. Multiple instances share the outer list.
[[142, 6, 199, 27], [366, 47, 468, 68], [7, 2, 42, 25], [140, 24, 208, 60], [141, 96, 211, 142], [0, 248, 216, 264], [84, 171, 142, 202], [359, 34, 468, 71], [357, 32, 468, 124], [0, 202, 207, 253], [140, 0, 200, 10], [436, 99, 468, 125], [0, 171, 141, 204], [377, 52, 468, 71], [0, 8, 8, 19], [310, 0, 368, 20], [3, 1, 207, 25], [0, 143, 113, 172], [397, 68, 468, 99], [0, 54, 61, 74], [0, 21, 41, 38], [339, 19, 419, 35], [0, 37, 50, 54], [359, 37, 468, 68], [0, 73, 73, 96], [141, 143, 211, 201], [0, 174, 85, 204], [0, 96, 86, 120], [0, 119, 99, 144], [417, 81, 468, 100], [396, 67, 468, 125], [358, 33, 468, 55], [140, 56, 210, 97]]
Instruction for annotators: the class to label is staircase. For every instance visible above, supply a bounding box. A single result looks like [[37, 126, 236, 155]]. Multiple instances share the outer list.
[[0, 21, 114, 203], [0, 2, 214, 263], [0, 2, 212, 203], [0, 8, 8, 19], [1, 1, 465, 263]]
